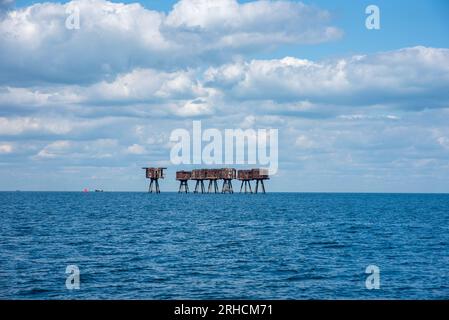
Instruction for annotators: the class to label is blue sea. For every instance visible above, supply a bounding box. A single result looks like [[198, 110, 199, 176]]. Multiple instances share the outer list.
[[0, 192, 448, 299]]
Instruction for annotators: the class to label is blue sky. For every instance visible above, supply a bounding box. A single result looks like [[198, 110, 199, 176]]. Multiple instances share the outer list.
[[1, 0, 449, 192]]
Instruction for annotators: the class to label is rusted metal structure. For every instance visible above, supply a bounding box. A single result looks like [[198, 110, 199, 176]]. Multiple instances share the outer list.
[[143, 167, 166, 193], [236, 168, 269, 194], [177, 168, 237, 194], [220, 168, 236, 193], [205, 169, 221, 193], [252, 168, 269, 194], [176, 170, 191, 193], [238, 169, 254, 194], [191, 169, 207, 193], [142, 167, 268, 194]]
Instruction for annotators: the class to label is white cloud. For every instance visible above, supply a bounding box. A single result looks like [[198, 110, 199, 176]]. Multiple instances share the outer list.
[[171, 98, 214, 117], [0, 67, 220, 117], [437, 137, 449, 149], [36, 140, 71, 158], [0, 0, 341, 85], [125, 143, 146, 155], [0, 0, 168, 84], [204, 47, 449, 108], [0, 86, 82, 106], [0, 116, 127, 141], [164, 0, 341, 46], [0, 0, 448, 193], [3, 46, 447, 119], [295, 135, 315, 149], [35, 138, 119, 159], [0, 117, 74, 135], [240, 115, 256, 129], [0, 143, 12, 153], [86, 68, 210, 103], [338, 114, 400, 121]]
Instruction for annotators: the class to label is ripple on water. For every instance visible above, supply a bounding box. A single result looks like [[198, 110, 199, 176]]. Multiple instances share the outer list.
[[0, 192, 449, 299]]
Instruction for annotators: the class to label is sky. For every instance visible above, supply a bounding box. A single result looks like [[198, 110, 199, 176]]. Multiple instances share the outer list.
[[0, 0, 449, 192]]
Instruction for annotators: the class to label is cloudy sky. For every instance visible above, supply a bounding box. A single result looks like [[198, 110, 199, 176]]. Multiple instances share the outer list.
[[0, 0, 449, 192]]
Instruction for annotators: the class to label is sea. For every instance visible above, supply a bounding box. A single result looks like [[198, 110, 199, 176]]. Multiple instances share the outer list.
[[0, 192, 448, 299]]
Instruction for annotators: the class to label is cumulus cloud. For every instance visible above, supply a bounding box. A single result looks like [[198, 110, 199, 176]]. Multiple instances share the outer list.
[[204, 47, 449, 109], [86, 68, 214, 104], [0, 0, 341, 85], [0, 68, 222, 119], [2, 46, 447, 119], [0, 0, 167, 85], [164, 0, 341, 47], [1, 1, 449, 192]]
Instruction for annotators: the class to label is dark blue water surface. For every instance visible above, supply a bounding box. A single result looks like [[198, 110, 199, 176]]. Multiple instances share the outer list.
[[1, 192, 448, 299]]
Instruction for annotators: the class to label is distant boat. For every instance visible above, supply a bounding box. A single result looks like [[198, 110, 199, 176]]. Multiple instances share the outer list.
[[94, 189, 104, 192]]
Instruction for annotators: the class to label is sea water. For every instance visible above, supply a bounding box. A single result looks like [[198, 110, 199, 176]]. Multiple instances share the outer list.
[[0, 192, 448, 299]]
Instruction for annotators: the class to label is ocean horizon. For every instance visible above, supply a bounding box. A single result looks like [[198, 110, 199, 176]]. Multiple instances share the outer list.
[[3, 191, 449, 194]]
